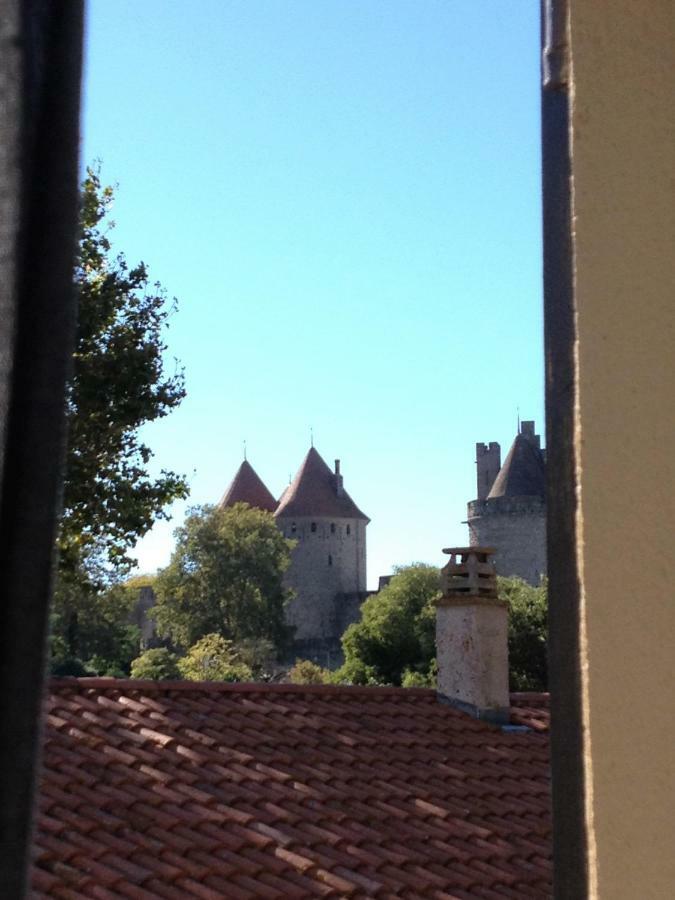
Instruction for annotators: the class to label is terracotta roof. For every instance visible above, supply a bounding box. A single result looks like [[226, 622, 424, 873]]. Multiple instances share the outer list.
[[487, 435, 546, 499], [275, 448, 369, 521], [32, 680, 551, 898], [219, 460, 278, 513]]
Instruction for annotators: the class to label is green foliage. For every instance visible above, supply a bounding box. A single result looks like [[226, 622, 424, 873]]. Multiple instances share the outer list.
[[235, 637, 277, 680], [499, 576, 548, 691], [49, 581, 141, 676], [58, 166, 188, 590], [330, 657, 383, 686], [334, 568, 548, 692], [152, 503, 295, 652], [401, 670, 430, 688], [178, 634, 252, 683], [335, 564, 441, 686], [124, 573, 158, 590], [50, 166, 188, 672], [130, 648, 181, 681], [51, 658, 97, 678], [288, 659, 331, 685], [401, 659, 437, 688]]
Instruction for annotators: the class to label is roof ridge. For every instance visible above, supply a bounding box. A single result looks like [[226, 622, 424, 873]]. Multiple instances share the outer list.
[[48, 677, 550, 704], [48, 678, 435, 695]]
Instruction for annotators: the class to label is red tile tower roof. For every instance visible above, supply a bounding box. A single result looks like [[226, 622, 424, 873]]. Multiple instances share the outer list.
[[275, 447, 369, 521], [32, 679, 551, 898], [219, 460, 278, 513]]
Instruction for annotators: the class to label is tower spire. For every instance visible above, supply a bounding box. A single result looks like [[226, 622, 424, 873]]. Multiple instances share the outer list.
[[243, 439, 247, 461]]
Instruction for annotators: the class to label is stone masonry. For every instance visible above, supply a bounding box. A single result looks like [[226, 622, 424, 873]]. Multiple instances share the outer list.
[[221, 448, 370, 663], [467, 421, 547, 585]]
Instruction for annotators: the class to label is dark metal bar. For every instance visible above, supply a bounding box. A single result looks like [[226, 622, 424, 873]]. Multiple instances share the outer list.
[[540, 2, 589, 897], [0, 2, 84, 896]]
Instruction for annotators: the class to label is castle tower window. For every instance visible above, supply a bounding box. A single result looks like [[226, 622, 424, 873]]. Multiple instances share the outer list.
[[328, 554, 333, 566], [330, 523, 336, 534], [311, 522, 317, 532], [346, 524, 351, 535], [291, 523, 297, 534]]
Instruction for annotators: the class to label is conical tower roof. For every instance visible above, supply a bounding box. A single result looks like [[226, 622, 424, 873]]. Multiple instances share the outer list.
[[219, 460, 278, 513], [275, 447, 369, 521], [487, 434, 546, 499]]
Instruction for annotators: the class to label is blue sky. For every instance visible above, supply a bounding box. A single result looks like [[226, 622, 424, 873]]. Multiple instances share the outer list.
[[82, 1, 544, 588]]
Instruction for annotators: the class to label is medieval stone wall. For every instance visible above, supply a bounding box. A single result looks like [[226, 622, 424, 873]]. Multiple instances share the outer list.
[[277, 515, 367, 642], [467, 497, 547, 585], [476, 441, 501, 500]]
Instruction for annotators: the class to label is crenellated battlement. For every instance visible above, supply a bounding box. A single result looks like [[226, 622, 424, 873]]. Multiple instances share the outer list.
[[475, 441, 501, 500], [467, 421, 547, 585], [468, 494, 546, 520]]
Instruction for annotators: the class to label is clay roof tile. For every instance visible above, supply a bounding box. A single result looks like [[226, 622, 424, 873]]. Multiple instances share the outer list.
[[219, 460, 278, 513], [275, 447, 369, 521], [31, 681, 551, 898]]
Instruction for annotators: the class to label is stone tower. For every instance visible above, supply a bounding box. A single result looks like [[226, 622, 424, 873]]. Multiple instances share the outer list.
[[219, 449, 369, 661], [275, 447, 369, 656], [466, 421, 546, 585]]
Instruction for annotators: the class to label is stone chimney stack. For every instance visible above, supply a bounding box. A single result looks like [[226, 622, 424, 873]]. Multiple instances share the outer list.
[[334, 459, 344, 496], [436, 546, 510, 723]]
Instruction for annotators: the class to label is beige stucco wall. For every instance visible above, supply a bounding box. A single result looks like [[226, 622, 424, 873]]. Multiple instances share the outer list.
[[436, 598, 510, 717], [568, 3, 675, 896]]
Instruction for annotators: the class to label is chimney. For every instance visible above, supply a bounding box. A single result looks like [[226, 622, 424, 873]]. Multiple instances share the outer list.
[[334, 459, 344, 496], [436, 546, 510, 723]]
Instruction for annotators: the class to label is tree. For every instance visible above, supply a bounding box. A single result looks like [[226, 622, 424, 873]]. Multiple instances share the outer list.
[[58, 166, 188, 589], [177, 634, 252, 682], [235, 637, 277, 680], [288, 659, 331, 685], [49, 582, 141, 676], [401, 660, 437, 688], [50, 166, 188, 665], [499, 576, 548, 691], [336, 564, 440, 686], [130, 648, 181, 681], [151, 503, 295, 652], [333, 568, 549, 691]]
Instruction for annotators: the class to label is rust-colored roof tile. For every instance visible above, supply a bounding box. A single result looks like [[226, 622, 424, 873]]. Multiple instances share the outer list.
[[219, 459, 278, 513], [314, 866, 360, 895], [228, 872, 286, 899], [140, 879, 190, 900], [275, 446, 369, 521], [31, 680, 552, 897], [67, 857, 123, 888], [172, 877, 223, 900]]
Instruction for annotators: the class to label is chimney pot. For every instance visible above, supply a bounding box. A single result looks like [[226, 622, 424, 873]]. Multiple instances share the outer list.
[[436, 546, 510, 723]]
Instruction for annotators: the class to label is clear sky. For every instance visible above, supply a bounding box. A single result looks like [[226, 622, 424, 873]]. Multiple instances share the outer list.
[[82, 1, 544, 589]]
